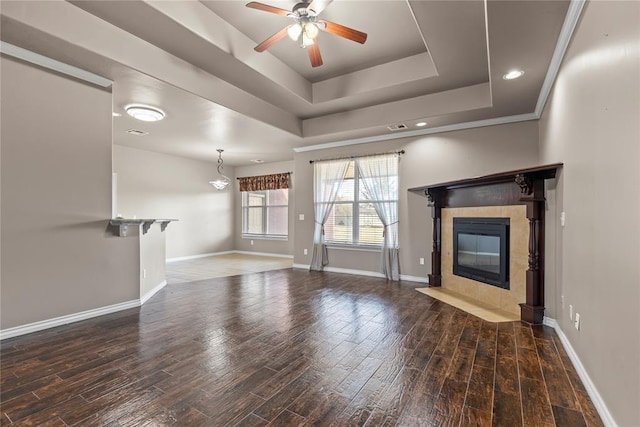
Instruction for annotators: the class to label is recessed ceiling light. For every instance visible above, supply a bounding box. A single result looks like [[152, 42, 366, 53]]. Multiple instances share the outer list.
[[251, 159, 265, 163], [503, 70, 525, 80], [416, 122, 428, 127], [125, 104, 165, 122], [112, 112, 121, 117]]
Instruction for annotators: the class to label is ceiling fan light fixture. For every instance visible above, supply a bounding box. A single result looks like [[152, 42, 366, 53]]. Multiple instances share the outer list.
[[287, 23, 302, 40], [304, 22, 319, 39], [302, 33, 314, 47], [246, 0, 368, 66]]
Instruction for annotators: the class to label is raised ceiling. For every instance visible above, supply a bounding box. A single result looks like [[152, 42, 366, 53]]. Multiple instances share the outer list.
[[0, 0, 572, 166]]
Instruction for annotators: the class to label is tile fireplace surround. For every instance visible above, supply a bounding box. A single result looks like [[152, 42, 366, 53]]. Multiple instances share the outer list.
[[442, 205, 528, 317]]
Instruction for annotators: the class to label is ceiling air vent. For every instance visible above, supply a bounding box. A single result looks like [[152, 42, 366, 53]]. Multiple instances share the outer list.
[[126, 129, 149, 136], [387, 123, 408, 131]]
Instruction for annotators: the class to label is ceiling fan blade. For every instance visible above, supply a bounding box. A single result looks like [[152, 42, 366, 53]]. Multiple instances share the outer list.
[[246, 2, 291, 16], [319, 20, 367, 44], [307, 43, 323, 67], [254, 26, 290, 52], [307, 0, 333, 16]]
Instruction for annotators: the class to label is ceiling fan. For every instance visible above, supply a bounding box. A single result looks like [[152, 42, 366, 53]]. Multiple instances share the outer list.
[[246, 0, 368, 67]]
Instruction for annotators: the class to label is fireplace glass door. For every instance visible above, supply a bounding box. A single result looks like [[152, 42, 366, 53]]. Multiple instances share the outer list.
[[457, 233, 500, 274], [453, 217, 510, 289]]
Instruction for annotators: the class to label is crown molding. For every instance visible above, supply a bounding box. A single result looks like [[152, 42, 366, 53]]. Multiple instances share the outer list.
[[293, 113, 538, 153], [535, 0, 587, 116], [0, 42, 113, 88]]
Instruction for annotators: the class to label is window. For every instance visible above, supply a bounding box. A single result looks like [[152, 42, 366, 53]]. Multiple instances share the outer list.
[[242, 188, 288, 239], [323, 160, 398, 246]]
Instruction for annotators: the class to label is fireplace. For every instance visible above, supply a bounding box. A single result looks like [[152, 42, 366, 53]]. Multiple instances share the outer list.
[[409, 163, 561, 324], [453, 217, 510, 289]]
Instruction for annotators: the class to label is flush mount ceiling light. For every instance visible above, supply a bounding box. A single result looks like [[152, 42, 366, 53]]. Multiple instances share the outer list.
[[209, 149, 231, 191], [503, 70, 525, 80], [416, 122, 428, 127], [125, 104, 165, 122]]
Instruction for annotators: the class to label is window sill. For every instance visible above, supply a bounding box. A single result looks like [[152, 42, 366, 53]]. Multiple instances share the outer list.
[[242, 234, 288, 241], [325, 244, 381, 252]]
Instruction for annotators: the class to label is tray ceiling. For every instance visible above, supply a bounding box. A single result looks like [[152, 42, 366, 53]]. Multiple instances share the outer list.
[[0, 0, 572, 165]]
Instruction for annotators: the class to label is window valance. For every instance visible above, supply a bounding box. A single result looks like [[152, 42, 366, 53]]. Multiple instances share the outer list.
[[238, 172, 290, 192]]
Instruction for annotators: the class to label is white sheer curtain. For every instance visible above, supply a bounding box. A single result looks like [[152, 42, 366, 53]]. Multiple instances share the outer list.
[[310, 159, 350, 271], [357, 153, 400, 280]]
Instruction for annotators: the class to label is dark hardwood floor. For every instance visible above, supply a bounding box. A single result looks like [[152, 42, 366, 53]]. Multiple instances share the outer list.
[[1, 269, 603, 426]]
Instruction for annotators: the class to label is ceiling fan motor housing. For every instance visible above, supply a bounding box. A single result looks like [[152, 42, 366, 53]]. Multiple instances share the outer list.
[[293, 2, 312, 17]]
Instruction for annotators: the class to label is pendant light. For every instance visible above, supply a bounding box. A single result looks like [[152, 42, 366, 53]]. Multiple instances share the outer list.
[[209, 149, 231, 190]]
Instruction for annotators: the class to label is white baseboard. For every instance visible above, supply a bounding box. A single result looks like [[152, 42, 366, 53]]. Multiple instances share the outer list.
[[166, 251, 234, 263], [293, 264, 427, 283], [293, 263, 384, 278], [322, 266, 386, 278], [542, 317, 616, 426], [140, 280, 167, 305], [167, 250, 293, 263], [0, 299, 139, 340], [543, 316, 558, 328], [400, 274, 429, 284], [1, 279, 171, 341], [232, 250, 293, 259], [293, 263, 310, 270]]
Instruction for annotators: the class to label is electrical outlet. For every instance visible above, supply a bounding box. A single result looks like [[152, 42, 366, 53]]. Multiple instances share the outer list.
[[419, 257, 425, 265], [299, 214, 305, 221], [574, 313, 580, 330], [560, 212, 566, 227], [143, 269, 147, 279], [569, 304, 573, 320], [250, 240, 254, 246], [303, 248, 308, 255]]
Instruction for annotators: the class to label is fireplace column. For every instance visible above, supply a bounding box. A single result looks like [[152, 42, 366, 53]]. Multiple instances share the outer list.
[[516, 174, 546, 324], [426, 188, 443, 287]]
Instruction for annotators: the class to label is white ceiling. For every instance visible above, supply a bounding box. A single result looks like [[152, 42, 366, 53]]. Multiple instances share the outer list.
[[0, 0, 571, 166]]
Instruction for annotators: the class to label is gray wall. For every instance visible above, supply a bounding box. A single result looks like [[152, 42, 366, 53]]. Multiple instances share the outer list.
[[113, 145, 235, 260], [293, 121, 540, 279], [234, 161, 294, 256], [139, 224, 166, 299], [538, 1, 640, 425], [0, 57, 139, 329]]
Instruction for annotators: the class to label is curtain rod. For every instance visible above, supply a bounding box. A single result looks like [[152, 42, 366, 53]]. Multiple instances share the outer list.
[[236, 172, 292, 180], [309, 150, 405, 164]]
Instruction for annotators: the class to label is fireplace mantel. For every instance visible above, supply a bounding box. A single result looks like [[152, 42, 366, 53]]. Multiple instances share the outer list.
[[408, 163, 562, 324]]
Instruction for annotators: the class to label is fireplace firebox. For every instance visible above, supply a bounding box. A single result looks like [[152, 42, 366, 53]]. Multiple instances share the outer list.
[[453, 217, 510, 289]]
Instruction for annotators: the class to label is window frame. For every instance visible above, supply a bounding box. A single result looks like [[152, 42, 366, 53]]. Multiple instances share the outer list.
[[241, 189, 289, 241], [322, 159, 397, 249]]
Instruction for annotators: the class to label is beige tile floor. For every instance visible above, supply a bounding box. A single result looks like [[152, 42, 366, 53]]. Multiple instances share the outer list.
[[166, 253, 293, 284], [415, 287, 520, 322]]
